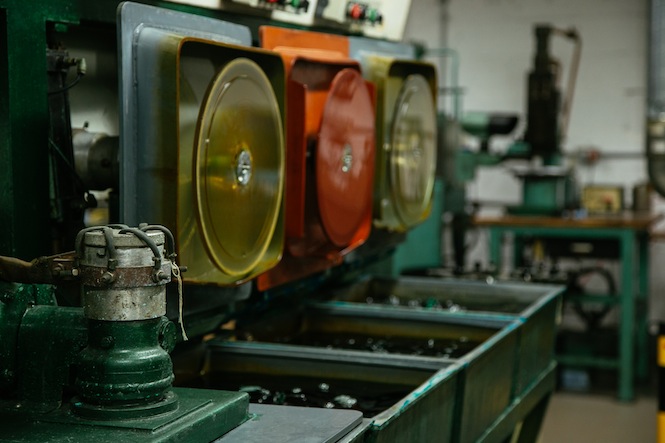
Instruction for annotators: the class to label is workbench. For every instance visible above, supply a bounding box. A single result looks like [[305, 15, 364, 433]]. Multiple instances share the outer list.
[[474, 212, 662, 401]]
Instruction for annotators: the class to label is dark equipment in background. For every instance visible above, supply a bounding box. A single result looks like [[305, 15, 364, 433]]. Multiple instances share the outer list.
[[443, 23, 581, 274], [47, 47, 90, 252], [525, 25, 580, 164]]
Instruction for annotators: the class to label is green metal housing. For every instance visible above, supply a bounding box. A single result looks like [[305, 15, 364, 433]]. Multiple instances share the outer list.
[[0, 282, 250, 442]]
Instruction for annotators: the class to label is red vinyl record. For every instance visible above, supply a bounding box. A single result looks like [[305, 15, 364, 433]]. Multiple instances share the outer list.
[[317, 68, 375, 247]]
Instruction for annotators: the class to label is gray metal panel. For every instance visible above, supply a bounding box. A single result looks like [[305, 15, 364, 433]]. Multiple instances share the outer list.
[[651, 0, 665, 118], [117, 2, 251, 224], [216, 404, 363, 443], [348, 36, 417, 71]]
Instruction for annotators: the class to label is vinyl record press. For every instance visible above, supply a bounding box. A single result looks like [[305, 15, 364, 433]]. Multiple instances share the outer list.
[[257, 27, 376, 290], [352, 42, 438, 232], [0, 1, 566, 442], [119, 3, 286, 286]]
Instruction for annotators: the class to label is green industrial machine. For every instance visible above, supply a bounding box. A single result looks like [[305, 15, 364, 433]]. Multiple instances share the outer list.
[[426, 24, 583, 273], [0, 1, 563, 441], [459, 25, 582, 214], [0, 225, 248, 442]]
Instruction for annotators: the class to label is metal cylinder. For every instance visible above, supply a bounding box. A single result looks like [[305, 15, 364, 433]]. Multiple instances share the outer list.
[[633, 183, 652, 212], [73, 226, 178, 419], [72, 128, 119, 190], [525, 24, 560, 161], [79, 228, 169, 321], [651, 0, 665, 119], [648, 1, 665, 197]]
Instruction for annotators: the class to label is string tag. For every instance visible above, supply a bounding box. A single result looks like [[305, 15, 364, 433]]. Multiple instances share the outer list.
[[171, 262, 188, 341]]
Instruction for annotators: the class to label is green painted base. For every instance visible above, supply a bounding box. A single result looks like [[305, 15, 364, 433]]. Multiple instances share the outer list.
[[0, 388, 249, 443], [70, 390, 180, 421]]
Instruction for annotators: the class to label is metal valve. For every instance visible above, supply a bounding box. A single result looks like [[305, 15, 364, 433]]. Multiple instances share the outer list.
[[72, 224, 181, 420]]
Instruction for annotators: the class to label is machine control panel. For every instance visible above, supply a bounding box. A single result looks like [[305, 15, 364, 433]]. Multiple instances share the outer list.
[[168, 0, 317, 25], [256, 0, 310, 13], [166, 0, 412, 38], [317, 0, 411, 41], [345, 2, 383, 25], [234, 0, 317, 24]]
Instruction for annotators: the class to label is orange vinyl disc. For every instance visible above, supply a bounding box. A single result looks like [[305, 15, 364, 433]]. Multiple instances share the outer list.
[[316, 68, 375, 247]]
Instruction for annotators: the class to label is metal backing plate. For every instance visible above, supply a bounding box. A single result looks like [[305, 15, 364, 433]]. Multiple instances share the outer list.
[[317, 69, 375, 247], [389, 74, 437, 228], [189, 58, 285, 277], [348, 37, 416, 67]]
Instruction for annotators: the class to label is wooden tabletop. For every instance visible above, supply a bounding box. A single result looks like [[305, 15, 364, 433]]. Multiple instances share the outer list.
[[474, 211, 664, 231]]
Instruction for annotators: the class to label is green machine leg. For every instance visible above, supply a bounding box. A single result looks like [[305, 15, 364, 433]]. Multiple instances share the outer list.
[[637, 232, 650, 380], [618, 230, 635, 401]]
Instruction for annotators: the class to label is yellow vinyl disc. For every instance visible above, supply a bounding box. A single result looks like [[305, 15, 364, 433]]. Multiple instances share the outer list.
[[193, 58, 285, 277], [389, 74, 437, 227]]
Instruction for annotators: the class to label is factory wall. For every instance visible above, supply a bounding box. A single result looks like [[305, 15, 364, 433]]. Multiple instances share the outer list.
[[405, 1, 665, 323]]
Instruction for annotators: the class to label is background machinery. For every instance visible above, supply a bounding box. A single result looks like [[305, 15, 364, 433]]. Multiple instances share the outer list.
[[0, 1, 562, 441]]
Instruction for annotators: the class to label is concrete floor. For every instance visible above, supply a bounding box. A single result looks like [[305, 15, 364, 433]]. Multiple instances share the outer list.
[[539, 392, 656, 443]]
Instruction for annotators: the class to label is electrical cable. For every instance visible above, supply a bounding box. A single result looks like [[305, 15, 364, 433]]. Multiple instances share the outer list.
[[48, 137, 96, 212], [48, 137, 87, 193], [47, 57, 86, 96], [47, 73, 82, 96]]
